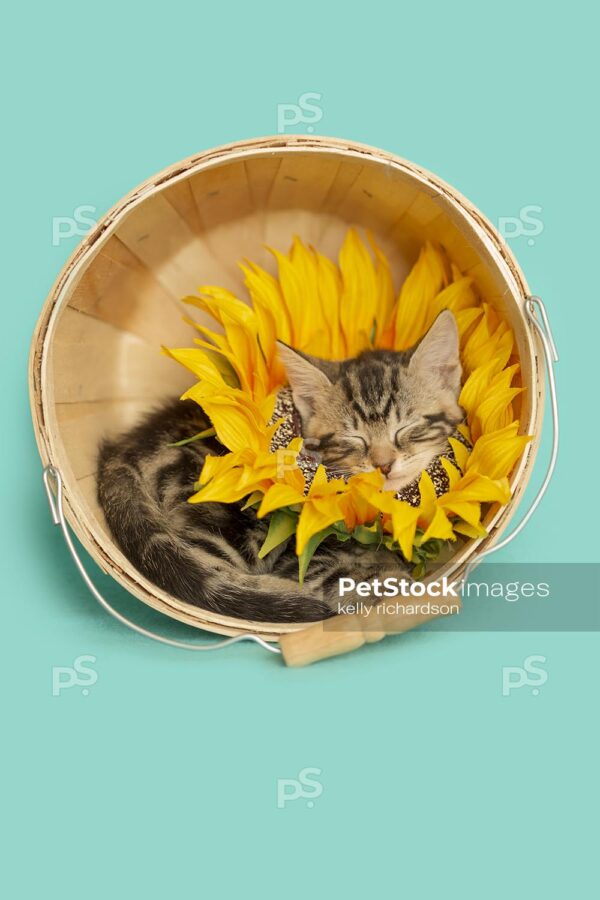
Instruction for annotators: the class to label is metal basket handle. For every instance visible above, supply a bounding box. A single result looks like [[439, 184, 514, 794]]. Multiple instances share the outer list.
[[43, 466, 282, 657]]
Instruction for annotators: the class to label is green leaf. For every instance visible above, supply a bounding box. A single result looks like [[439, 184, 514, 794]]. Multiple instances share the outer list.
[[332, 522, 352, 541], [241, 491, 264, 511], [410, 536, 450, 576], [193, 346, 240, 388], [298, 526, 337, 585], [351, 522, 382, 546], [168, 426, 216, 447], [421, 540, 444, 559], [412, 560, 426, 579], [258, 509, 298, 559]]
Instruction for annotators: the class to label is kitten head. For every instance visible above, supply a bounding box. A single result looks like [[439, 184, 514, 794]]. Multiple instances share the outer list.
[[276, 310, 463, 490]]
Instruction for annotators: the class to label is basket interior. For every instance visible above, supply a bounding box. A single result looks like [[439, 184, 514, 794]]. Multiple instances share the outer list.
[[36, 143, 536, 635]]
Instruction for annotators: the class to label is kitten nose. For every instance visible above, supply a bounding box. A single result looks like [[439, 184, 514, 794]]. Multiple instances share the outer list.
[[378, 462, 393, 476]]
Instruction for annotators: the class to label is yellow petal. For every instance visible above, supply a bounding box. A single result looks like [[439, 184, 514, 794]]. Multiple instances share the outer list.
[[389, 501, 420, 559], [437, 499, 482, 527], [191, 468, 268, 504], [457, 423, 472, 443], [474, 385, 524, 438], [296, 500, 343, 555], [418, 470, 438, 524], [315, 249, 344, 357], [431, 276, 478, 318], [338, 229, 378, 355], [420, 507, 456, 543], [368, 232, 396, 342], [442, 471, 511, 504], [307, 465, 346, 497], [453, 519, 488, 539], [460, 358, 509, 416], [257, 482, 305, 518], [448, 437, 470, 473], [440, 456, 462, 489], [462, 316, 514, 376], [392, 243, 449, 349], [163, 346, 229, 387], [456, 307, 484, 343], [269, 247, 310, 347], [199, 400, 263, 453], [466, 424, 532, 479], [185, 285, 255, 329], [198, 451, 244, 486], [242, 261, 293, 345]]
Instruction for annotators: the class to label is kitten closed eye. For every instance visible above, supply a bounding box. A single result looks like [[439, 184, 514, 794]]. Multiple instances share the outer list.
[[347, 435, 368, 451], [400, 429, 430, 445]]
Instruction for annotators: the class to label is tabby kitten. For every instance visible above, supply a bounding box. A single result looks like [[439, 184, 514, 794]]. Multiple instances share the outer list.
[[97, 310, 462, 622]]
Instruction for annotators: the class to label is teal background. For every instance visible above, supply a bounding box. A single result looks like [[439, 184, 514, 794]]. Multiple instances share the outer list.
[[3, 1, 598, 897]]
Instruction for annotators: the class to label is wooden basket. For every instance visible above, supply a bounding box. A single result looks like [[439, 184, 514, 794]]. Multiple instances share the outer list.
[[29, 135, 543, 643]]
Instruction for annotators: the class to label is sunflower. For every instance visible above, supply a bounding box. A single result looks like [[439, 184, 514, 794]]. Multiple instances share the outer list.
[[165, 230, 531, 579]]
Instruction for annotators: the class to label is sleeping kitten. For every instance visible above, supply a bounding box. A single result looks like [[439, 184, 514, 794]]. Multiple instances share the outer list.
[[97, 311, 462, 623]]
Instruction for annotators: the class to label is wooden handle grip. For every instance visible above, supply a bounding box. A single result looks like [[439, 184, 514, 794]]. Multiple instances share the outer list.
[[279, 596, 462, 667]]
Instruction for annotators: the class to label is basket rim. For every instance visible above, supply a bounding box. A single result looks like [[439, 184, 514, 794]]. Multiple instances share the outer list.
[[29, 134, 542, 642]]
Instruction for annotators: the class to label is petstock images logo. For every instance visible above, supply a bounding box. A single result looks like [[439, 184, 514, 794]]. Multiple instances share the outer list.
[[326, 563, 600, 633]]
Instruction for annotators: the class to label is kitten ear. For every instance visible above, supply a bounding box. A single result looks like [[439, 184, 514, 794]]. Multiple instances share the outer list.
[[276, 342, 338, 419], [409, 310, 461, 392]]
